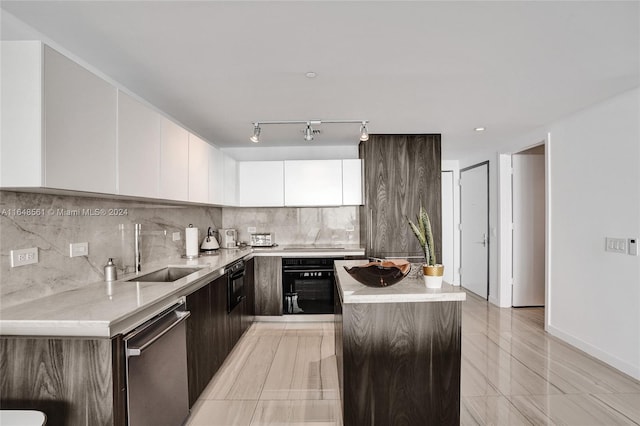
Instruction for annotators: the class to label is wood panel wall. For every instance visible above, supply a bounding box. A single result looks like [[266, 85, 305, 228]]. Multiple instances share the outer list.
[[340, 301, 461, 426], [254, 256, 282, 316], [0, 336, 117, 426], [359, 134, 442, 261]]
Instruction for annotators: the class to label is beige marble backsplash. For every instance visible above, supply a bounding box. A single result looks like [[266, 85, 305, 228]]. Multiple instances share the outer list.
[[222, 207, 360, 246], [0, 191, 222, 309]]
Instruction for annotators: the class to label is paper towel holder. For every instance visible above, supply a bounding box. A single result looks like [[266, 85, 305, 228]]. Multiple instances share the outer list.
[[182, 224, 201, 260]]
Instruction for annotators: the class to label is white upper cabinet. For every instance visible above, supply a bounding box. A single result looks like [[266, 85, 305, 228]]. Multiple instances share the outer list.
[[188, 134, 209, 203], [284, 160, 343, 206], [1, 42, 118, 193], [238, 161, 285, 207], [117, 92, 160, 198], [208, 146, 225, 205], [342, 159, 363, 205], [160, 116, 189, 201], [223, 155, 238, 206]]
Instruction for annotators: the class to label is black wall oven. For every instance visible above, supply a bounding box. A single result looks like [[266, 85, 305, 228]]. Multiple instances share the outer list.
[[282, 257, 341, 314], [227, 260, 245, 313]]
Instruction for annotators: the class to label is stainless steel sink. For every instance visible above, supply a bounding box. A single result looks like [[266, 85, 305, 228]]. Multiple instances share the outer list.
[[126, 267, 203, 283]]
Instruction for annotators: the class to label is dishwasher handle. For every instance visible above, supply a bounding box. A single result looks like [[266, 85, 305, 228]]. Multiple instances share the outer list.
[[126, 310, 190, 357]]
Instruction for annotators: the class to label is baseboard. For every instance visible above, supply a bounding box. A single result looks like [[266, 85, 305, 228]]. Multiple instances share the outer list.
[[254, 314, 335, 322], [547, 324, 640, 381]]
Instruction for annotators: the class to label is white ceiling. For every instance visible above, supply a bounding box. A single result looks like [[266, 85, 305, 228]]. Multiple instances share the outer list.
[[1, 1, 638, 160]]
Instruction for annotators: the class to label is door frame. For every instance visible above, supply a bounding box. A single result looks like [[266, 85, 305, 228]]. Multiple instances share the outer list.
[[460, 161, 490, 300]]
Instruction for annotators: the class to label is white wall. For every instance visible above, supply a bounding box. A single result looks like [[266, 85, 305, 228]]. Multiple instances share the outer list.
[[546, 88, 640, 379]]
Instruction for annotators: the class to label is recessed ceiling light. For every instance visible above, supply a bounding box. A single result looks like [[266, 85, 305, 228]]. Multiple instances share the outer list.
[[305, 72, 317, 78], [474, 127, 486, 132]]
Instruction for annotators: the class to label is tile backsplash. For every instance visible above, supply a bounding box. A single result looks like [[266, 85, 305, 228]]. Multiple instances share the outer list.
[[222, 206, 360, 246], [1, 192, 361, 309], [0, 191, 222, 309]]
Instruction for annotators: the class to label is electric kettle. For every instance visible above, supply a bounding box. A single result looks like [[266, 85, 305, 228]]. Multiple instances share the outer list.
[[201, 227, 220, 251]]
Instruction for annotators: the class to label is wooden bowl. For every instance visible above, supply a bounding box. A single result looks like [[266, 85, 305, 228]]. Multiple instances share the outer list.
[[344, 260, 411, 287]]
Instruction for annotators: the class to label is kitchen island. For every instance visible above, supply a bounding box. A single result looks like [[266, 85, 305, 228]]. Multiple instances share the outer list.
[[334, 260, 466, 426]]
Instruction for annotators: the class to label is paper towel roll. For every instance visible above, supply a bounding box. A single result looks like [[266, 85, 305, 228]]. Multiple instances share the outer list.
[[185, 226, 199, 257]]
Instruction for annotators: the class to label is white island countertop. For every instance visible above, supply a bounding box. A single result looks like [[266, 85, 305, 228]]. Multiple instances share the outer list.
[[335, 260, 466, 304]]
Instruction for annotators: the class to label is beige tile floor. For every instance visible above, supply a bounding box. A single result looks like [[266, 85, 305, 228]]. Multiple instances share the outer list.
[[186, 293, 640, 425]]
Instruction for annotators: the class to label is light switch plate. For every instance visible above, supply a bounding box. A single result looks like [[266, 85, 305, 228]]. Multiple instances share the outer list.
[[69, 242, 89, 257], [605, 237, 627, 254], [10, 247, 38, 267]]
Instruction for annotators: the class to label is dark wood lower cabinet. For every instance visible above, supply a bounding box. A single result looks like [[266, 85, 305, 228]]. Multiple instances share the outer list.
[[335, 294, 462, 426], [254, 256, 282, 315], [0, 335, 125, 426]]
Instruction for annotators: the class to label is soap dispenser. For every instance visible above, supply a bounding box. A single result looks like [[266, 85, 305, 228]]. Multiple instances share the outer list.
[[104, 258, 117, 281]]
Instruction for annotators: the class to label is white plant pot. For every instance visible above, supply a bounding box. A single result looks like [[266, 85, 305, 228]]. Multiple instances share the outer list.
[[423, 274, 443, 289]]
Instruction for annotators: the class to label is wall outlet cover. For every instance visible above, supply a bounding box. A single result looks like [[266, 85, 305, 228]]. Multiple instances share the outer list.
[[69, 242, 89, 257], [10, 247, 38, 267], [172, 232, 181, 241], [248, 226, 256, 233]]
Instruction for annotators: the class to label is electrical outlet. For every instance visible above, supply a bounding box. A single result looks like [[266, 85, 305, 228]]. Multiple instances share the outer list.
[[172, 232, 181, 241], [10, 247, 38, 267], [605, 237, 627, 254], [248, 226, 256, 233], [69, 242, 89, 257]]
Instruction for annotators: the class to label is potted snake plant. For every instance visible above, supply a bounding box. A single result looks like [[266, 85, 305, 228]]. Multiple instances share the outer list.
[[407, 203, 444, 288]]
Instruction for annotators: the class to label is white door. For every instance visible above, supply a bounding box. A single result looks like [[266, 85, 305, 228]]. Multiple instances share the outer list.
[[441, 171, 455, 284], [512, 152, 545, 307], [460, 162, 489, 298]]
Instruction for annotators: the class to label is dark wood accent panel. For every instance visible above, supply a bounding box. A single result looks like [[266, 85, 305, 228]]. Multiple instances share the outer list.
[[186, 282, 213, 407], [254, 256, 282, 315], [340, 301, 461, 426], [110, 335, 127, 426], [242, 257, 256, 333], [334, 282, 344, 411], [211, 273, 231, 366], [0, 337, 115, 426], [360, 134, 442, 260]]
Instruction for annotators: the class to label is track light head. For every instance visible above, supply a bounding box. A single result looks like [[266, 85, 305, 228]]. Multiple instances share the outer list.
[[250, 123, 261, 143], [304, 123, 314, 141], [359, 121, 369, 142]]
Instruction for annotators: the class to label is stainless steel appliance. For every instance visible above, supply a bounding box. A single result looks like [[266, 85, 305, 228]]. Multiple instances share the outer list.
[[219, 228, 238, 249], [227, 260, 245, 313], [250, 232, 275, 247], [124, 301, 190, 426], [282, 258, 341, 314]]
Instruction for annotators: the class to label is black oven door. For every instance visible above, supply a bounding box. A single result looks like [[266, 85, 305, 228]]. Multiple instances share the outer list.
[[227, 261, 245, 313]]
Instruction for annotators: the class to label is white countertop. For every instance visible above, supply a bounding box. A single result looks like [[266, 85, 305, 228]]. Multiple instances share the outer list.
[[251, 243, 364, 257], [0, 245, 364, 338], [335, 260, 466, 304]]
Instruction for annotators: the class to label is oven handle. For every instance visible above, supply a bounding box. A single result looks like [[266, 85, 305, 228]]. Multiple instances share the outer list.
[[126, 310, 190, 357], [283, 268, 334, 274]]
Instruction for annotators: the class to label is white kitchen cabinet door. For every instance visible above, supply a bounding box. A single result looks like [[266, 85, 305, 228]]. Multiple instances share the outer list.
[[284, 160, 342, 206], [118, 92, 160, 198], [159, 117, 189, 201], [239, 161, 284, 207], [188, 134, 209, 203], [223, 155, 238, 206], [342, 159, 363, 205], [0, 41, 43, 187], [44, 46, 118, 193], [208, 146, 225, 205]]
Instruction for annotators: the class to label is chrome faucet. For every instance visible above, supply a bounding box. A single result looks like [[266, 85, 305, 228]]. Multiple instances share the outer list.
[[134, 223, 142, 273]]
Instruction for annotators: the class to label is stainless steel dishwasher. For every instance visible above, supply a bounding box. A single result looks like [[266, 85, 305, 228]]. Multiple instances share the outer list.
[[124, 300, 191, 426]]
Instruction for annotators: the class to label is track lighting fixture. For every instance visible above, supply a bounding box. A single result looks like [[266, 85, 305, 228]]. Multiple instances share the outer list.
[[248, 119, 369, 143], [250, 123, 261, 143], [304, 123, 314, 141], [359, 121, 369, 142]]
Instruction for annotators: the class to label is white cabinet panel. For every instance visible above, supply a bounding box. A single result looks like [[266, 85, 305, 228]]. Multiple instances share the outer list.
[[223, 155, 238, 206], [342, 159, 363, 205], [44, 46, 117, 193], [284, 160, 342, 206], [239, 161, 284, 207], [0, 41, 43, 187], [117, 92, 160, 198], [160, 117, 189, 201], [209, 146, 224, 205], [188, 134, 209, 203]]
